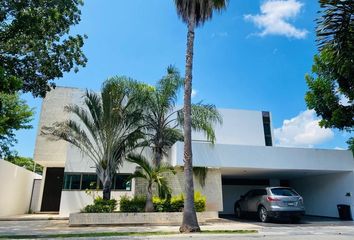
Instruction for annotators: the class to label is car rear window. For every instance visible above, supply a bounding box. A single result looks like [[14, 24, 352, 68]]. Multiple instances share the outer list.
[[271, 188, 298, 196]]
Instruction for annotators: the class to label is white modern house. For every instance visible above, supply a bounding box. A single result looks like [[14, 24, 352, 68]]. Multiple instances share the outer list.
[[33, 87, 354, 219]]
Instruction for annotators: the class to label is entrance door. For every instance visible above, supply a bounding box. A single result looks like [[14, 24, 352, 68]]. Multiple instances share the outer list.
[[41, 168, 64, 211]]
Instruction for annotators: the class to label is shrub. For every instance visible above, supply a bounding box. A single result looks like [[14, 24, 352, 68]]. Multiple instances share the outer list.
[[81, 197, 117, 213], [119, 195, 146, 212], [194, 191, 206, 212], [119, 192, 206, 212]]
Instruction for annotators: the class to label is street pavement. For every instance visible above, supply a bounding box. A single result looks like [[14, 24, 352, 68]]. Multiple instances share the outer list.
[[0, 216, 353, 239]]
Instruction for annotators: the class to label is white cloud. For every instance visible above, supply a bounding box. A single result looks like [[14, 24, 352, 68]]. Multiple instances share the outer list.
[[274, 109, 334, 147], [191, 89, 197, 98], [244, 0, 308, 39], [334, 147, 345, 150]]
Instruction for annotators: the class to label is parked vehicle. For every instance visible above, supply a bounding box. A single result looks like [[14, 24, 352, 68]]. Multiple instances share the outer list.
[[234, 187, 305, 223]]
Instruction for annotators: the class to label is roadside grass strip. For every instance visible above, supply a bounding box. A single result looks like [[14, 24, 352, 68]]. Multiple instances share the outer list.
[[0, 230, 257, 239]]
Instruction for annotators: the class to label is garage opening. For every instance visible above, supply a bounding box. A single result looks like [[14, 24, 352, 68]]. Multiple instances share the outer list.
[[220, 168, 354, 219]]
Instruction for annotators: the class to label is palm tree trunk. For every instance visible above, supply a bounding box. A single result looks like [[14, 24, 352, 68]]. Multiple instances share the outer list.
[[102, 172, 112, 200], [180, 2, 200, 233], [154, 149, 162, 167], [145, 183, 154, 212]]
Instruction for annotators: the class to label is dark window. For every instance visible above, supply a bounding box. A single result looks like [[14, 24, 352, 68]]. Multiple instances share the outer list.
[[254, 189, 267, 196], [63, 172, 132, 191], [262, 111, 273, 146], [113, 174, 131, 190], [63, 174, 81, 190], [271, 188, 298, 196], [81, 174, 98, 190]]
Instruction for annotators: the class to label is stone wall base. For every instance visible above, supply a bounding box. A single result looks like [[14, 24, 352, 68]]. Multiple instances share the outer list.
[[69, 211, 218, 226]]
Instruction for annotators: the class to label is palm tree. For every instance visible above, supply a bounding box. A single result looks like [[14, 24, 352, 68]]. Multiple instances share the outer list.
[[126, 154, 176, 212], [42, 77, 147, 200], [144, 66, 222, 167], [173, 0, 228, 232]]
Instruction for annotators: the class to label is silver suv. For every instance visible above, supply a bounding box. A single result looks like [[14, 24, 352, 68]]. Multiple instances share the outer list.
[[234, 187, 305, 223]]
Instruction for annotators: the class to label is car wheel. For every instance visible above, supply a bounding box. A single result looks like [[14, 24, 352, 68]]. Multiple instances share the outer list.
[[290, 216, 301, 224], [258, 206, 269, 223], [234, 205, 243, 219]]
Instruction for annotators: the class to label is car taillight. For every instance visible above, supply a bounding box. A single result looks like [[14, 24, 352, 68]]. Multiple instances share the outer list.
[[267, 196, 280, 202]]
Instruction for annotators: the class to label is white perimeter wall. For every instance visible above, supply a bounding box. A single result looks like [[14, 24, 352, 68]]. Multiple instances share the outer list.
[[59, 180, 136, 217], [0, 160, 42, 217], [290, 172, 354, 218]]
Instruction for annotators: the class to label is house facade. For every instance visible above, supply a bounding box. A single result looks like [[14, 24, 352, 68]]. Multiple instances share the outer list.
[[33, 87, 354, 218]]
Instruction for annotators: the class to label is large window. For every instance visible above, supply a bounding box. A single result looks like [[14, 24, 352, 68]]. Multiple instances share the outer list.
[[63, 173, 131, 191], [63, 174, 81, 190]]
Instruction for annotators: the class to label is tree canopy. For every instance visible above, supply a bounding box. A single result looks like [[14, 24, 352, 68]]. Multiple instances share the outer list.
[[305, 0, 353, 150], [0, 0, 87, 97]]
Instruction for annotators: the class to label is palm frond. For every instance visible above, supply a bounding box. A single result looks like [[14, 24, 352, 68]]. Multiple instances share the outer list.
[[177, 102, 222, 143], [174, 0, 228, 27], [193, 167, 208, 187]]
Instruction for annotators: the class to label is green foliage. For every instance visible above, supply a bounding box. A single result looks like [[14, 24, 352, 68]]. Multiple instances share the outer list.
[[119, 192, 206, 213], [119, 195, 146, 212], [126, 154, 176, 199], [81, 197, 117, 213], [0, 68, 34, 158], [305, 48, 354, 131], [174, 0, 228, 27], [5, 156, 43, 174], [0, 0, 87, 97], [42, 78, 147, 199], [193, 191, 206, 212], [144, 66, 222, 166], [306, 0, 353, 151]]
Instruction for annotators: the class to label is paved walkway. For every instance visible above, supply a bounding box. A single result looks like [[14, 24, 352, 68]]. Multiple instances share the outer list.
[[0, 219, 259, 236]]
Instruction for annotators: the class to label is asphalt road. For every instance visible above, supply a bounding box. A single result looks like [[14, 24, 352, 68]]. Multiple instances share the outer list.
[[1, 216, 354, 239]]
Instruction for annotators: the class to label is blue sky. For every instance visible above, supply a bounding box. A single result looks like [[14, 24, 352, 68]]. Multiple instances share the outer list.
[[15, 0, 349, 157]]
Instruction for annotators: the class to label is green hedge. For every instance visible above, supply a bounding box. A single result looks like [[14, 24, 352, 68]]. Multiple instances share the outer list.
[[81, 197, 117, 213], [119, 192, 206, 212], [119, 195, 146, 212]]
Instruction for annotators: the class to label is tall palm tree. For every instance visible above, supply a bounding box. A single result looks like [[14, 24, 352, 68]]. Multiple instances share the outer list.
[[144, 66, 222, 167], [42, 78, 147, 200], [126, 154, 176, 212], [173, 0, 228, 232]]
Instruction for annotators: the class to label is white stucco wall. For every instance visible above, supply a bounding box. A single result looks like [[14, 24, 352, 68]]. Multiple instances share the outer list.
[[34, 87, 84, 167], [192, 109, 267, 146], [170, 142, 354, 171], [290, 172, 354, 218], [59, 181, 136, 217], [0, 160, 42, 217]]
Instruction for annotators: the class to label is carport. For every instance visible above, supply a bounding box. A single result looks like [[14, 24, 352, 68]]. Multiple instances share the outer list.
[[220, 167, 354, 218], [170, 141, 354, 220]]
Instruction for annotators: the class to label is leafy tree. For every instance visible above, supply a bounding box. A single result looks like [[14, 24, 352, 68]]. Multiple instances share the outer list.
[[173, 0, 228, 232], [0, 0, 87, 97], [144, 66, 222, 167], [5, 155, 43, 174], [126, 154, 176, 212], [0, 68, 33, 158], [306, 0, 353, 151], [42, 78, 147, 200]]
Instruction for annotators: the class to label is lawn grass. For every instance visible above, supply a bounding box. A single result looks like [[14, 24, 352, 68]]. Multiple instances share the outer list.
[[0, 229, 257, 239]]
